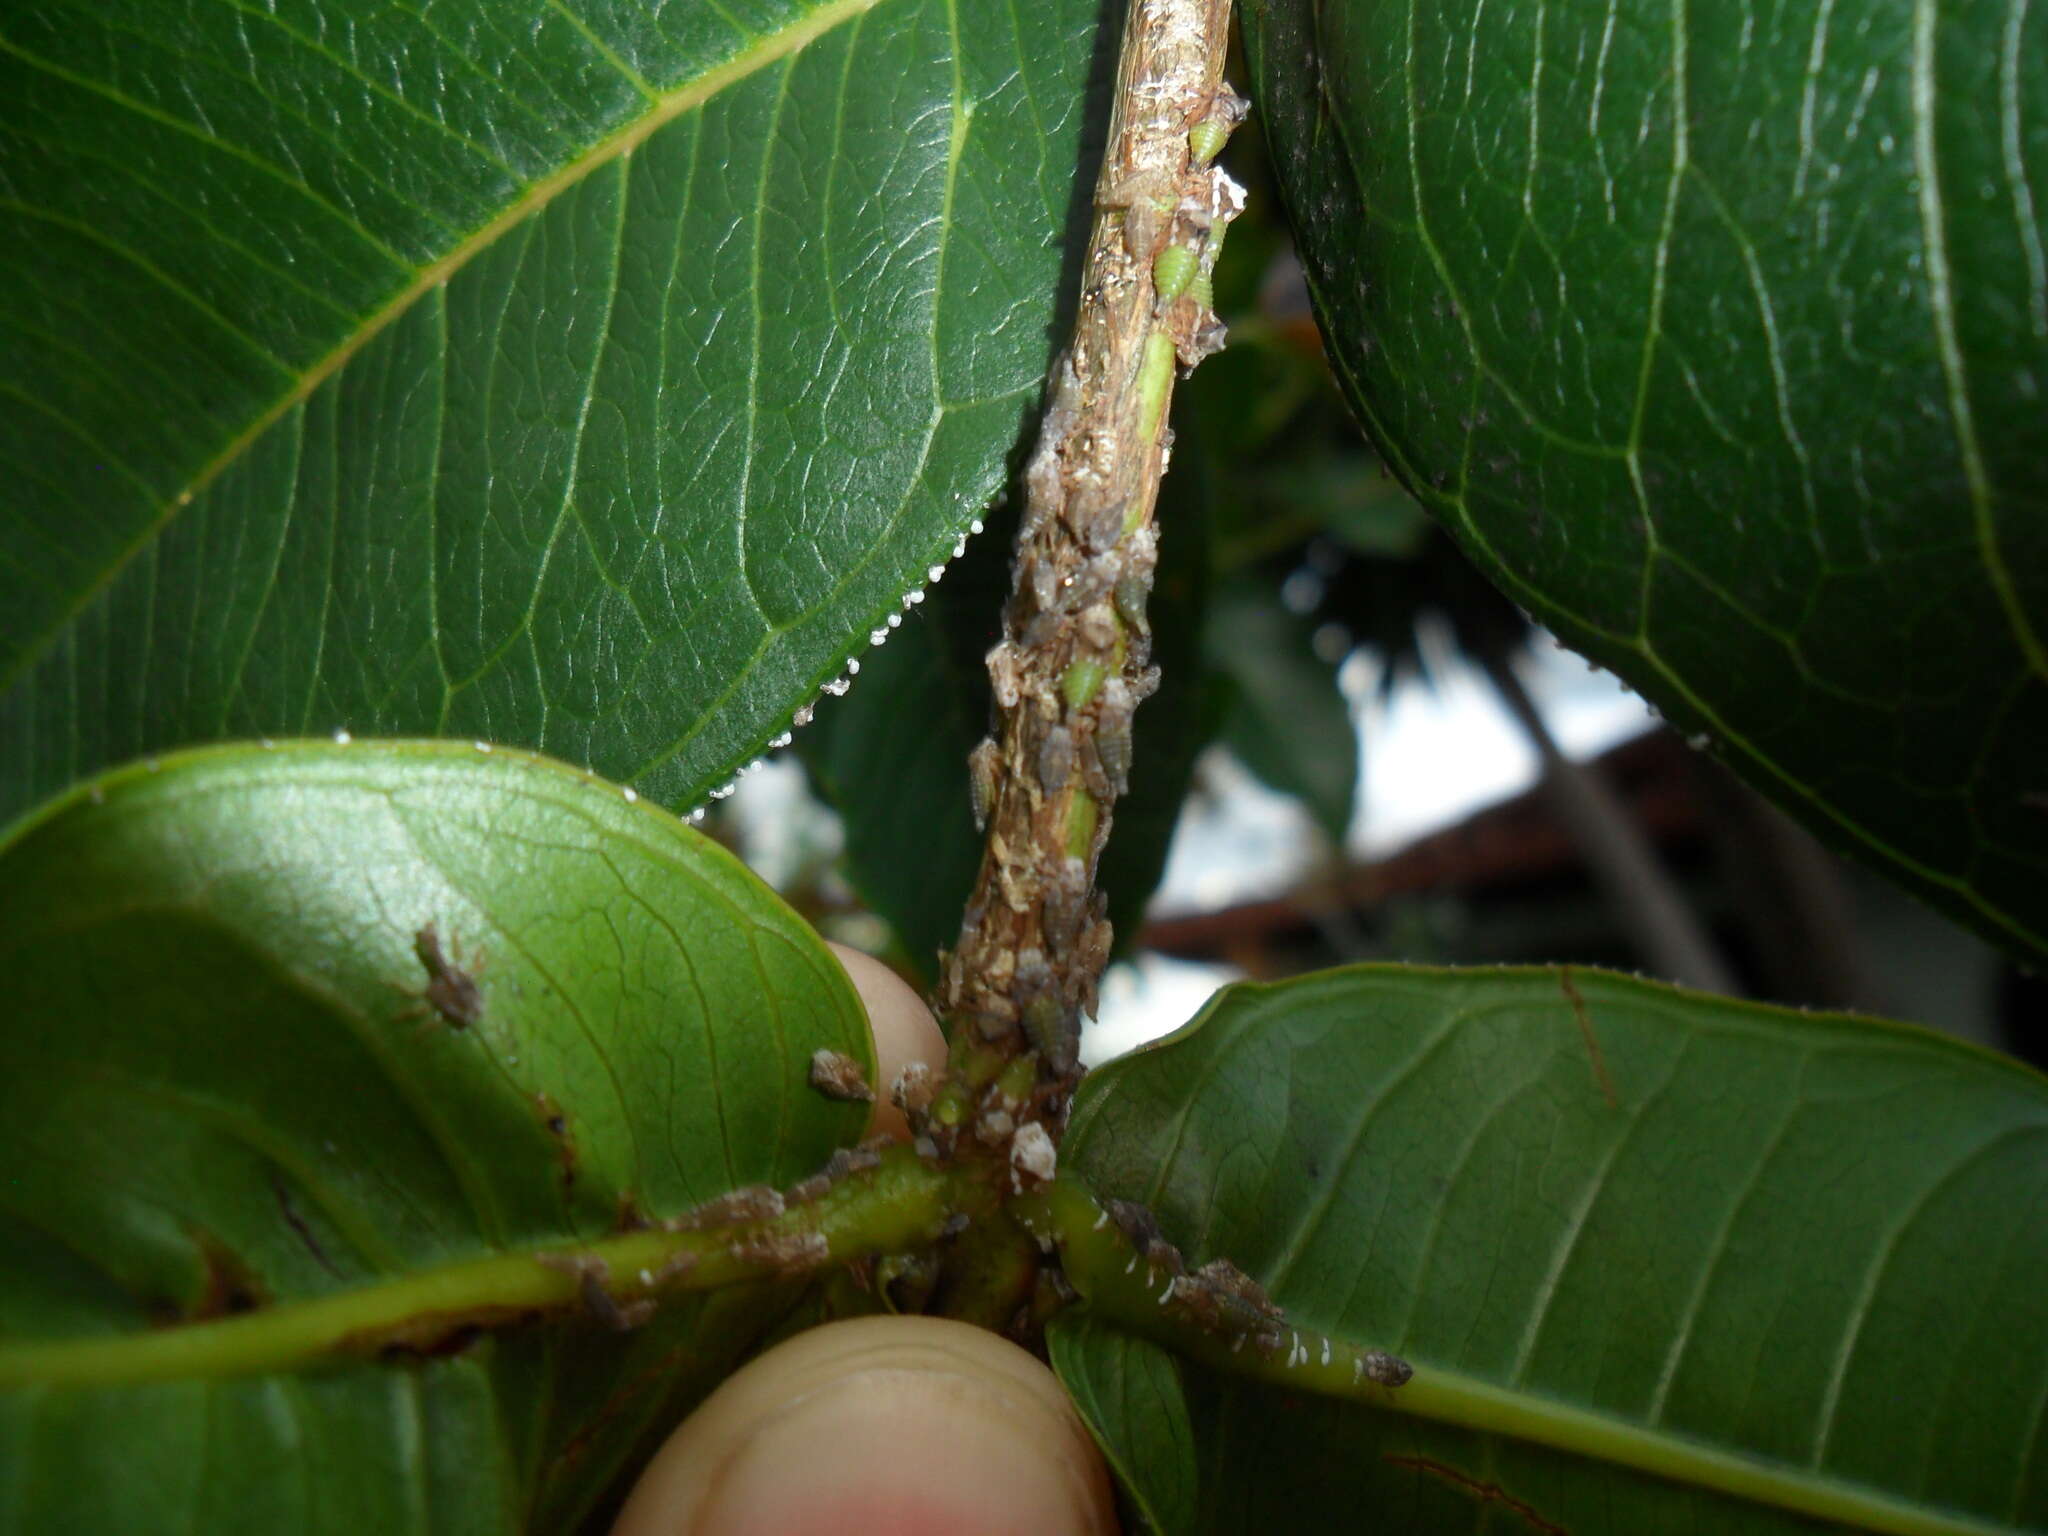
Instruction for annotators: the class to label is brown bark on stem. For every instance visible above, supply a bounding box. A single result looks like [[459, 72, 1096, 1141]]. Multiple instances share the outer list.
[[937, 0, 1243, 1122]]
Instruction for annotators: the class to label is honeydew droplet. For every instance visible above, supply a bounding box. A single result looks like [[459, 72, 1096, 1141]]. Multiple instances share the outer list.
[[823, 677, 851, 697], [906, 590, 925, 606], [846, 658, 861, 676], [928, 565, 946, 583], [621, 786, 638, 803], [887, 613, 902, 628], [332, 729, 352, 745], [953, 537, 967, 558], [473, 740, 492, 753], [770, 731, 794, 749], [710, 783, 737, 800], [793, 704, 815, 727], [871, 627, 890, 645], [970, 518, 985, 535]]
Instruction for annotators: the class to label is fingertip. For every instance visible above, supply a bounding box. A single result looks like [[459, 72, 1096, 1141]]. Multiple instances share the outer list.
[[825, 942, 946, 1140], [612, 1316, 1118, 1536]]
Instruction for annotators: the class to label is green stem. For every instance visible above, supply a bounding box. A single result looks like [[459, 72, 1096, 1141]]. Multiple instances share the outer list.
[[1025, 1180, 2013, 1536], [0, 1147, 982, 1389]]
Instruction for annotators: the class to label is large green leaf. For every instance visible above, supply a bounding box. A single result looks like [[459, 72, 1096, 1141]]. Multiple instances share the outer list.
[[0, 0, 1109, 825], [1243, 0, 2048, 958], [1059, 965, 2048, 1533], [1045, 1314, 1198, 1536], [0, 741, 873, 1529]]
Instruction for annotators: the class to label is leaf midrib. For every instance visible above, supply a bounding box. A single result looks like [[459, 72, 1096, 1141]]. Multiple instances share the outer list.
[[0, 1144, 964, 1391], [4, 0, 884, 698], [1051, 1166, 2034, 1536]]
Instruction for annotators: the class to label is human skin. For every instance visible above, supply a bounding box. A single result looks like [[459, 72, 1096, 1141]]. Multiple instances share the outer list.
[[610, 944, 1120, 1536]]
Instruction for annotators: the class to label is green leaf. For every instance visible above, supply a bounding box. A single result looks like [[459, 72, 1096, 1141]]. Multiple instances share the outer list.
[[1208, 580, 1356, 844], [801, 455, 1214, 984], [0, 0, 1110, 826], [1059, 964, 2048, 1534], [0, 740, 873, 1529], [1046, 1312, 1199, 1536], [1243, 0, 2048, 958]]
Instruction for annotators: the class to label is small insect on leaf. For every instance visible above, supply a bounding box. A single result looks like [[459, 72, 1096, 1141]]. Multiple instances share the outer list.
[[406, 922, 485, 1030], [1361, 1348, 1414, 1388], [808, 1048, 874, 1103]]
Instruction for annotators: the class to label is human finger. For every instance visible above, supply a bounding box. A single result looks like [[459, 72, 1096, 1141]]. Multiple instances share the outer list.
[[610, 1313, 1119, 1536], [825, 941, 946, 1141]]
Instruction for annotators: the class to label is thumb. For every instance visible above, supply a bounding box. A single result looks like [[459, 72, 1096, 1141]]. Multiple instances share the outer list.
[[610, 1314, 1120, 1536]]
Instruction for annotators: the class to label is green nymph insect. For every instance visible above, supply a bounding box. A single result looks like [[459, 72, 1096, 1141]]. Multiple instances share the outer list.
[[1153, 243, 1198, 305], [1188, 117, 1232, 165]]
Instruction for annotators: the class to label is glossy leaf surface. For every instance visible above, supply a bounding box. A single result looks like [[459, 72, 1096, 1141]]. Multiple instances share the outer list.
[[1046, 1313, 1198, 1536], [1060, 965, 2048, 1533], [0, 0, 1108, 825], [1244, 0, 2048, 957], [0, 742, 870, 1529]]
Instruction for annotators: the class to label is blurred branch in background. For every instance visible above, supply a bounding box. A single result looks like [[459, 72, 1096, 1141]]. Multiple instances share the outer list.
[[1478, 647, 1735, 995]]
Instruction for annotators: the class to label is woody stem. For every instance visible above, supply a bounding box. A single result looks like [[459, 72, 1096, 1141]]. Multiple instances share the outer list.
[[935, 0, 1243, 1127]]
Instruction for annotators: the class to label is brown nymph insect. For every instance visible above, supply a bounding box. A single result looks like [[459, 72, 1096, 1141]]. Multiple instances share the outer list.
[[406, 922, 485, 1029]]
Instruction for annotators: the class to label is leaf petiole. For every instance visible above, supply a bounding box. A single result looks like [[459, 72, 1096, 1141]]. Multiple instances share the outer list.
[[1026, 1177, 2012, 1536], [0, 1144, 986, 1391]]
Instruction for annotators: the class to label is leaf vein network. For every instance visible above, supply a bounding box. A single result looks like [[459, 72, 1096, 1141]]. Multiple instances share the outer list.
[[1807, 1122, 2048, 1471], [1641, 1043, 1810, 1427], [1502, 1038, 1688, 1388], [1910, 0, 2046, 680], [0, 34, 413, 268]]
